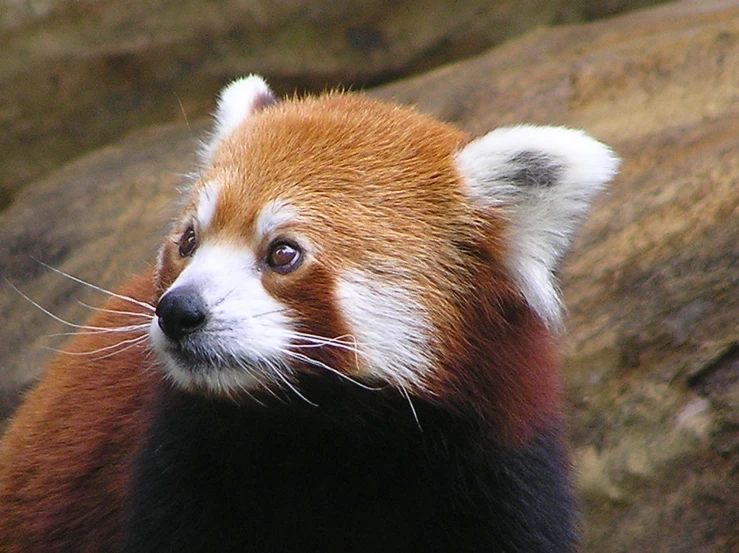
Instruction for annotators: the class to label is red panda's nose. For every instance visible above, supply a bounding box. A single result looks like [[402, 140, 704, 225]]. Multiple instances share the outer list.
[[156, 286, 208, 341]]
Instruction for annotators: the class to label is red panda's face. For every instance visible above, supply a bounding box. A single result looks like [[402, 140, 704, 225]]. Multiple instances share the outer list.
[[150, 76, 618, 400]]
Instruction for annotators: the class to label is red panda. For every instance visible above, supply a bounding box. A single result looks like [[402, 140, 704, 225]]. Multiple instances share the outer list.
[[0, 75, 618, 553]]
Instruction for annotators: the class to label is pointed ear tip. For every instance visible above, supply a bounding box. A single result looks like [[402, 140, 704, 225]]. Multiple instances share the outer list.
[[589, 141, 621, 185], [199, 75, 276, 166], [214, 73, 276, 129], [456, 124, 621, 186], [540, 126, 621, 185], [218, 74, 274, 104]]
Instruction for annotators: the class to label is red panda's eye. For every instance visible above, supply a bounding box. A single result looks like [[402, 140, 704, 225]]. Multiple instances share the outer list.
[[178, 226, 197, 258], [267, 241, 302, 274]]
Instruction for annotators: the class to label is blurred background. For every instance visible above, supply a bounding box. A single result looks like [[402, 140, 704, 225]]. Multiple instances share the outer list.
[[0, 0, 671, 208], [1, 1, 737, 552]]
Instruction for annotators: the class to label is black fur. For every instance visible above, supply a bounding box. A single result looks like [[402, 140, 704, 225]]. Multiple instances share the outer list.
[[509, 151, 563, 188], [123, 376, 577, 553]]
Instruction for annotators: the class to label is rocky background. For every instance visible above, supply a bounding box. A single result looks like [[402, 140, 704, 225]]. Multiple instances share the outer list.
[[1, 0, 670, 208], [1, 0, 737, 551]]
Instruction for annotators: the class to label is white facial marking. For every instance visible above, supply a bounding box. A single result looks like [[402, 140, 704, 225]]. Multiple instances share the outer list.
[[255, 200, 298, 238], [337, 270, 433, 390], [196, 181, 221, 231], [150, 243, 295, 393], [455, 125, 619, 327]]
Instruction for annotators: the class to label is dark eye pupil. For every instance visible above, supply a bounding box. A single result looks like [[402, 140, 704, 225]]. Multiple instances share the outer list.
[[268, 242, 300, 272], [179, 227, 197, 257]]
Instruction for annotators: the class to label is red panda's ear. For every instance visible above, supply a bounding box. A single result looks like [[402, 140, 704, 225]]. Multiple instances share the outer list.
[[455, 125, 619, 327], [199, 75, 277, 165]]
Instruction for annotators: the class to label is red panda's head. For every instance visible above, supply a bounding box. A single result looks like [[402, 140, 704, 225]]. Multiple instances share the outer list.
[[151, 76, 617, 432]]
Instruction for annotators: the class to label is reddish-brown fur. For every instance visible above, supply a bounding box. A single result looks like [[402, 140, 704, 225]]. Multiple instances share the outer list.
[[0, 272, 158, 553], [195, 94, 558, 443], [427, 224, 562, 445], [0, 92, 566, 551]]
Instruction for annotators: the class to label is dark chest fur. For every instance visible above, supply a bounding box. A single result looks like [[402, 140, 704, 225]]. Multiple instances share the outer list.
[[123, 378, 576, 553]]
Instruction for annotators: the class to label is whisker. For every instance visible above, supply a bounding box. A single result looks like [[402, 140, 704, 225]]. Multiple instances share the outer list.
[[30, 257, 155, 312], [224, 349, 287, 406], [288, 332, 366, 375], [292, 342, 364, 378], [174, 92, 193, 143], [43, 334, 150, 358], [173, 92, 208, 186], [252, 308, 290, 319], [211, 287, 236, 309], [232, 381, 269, 408], [290, 330, 399, 349], [252, 358, 292, 404], [290, 341, 364, 355], [77, 300, 155, 320], [85, 335, 152, 361], [46, 323, 151, 338], [254, 362, 289, 403], [290, 333, 369, 355], [283, 350, 382, 392], [226, 357, 276, 407], [203, 358, 268, 407], [289, 331, 356, 342], [399, 385, 422, 432], [4, 277, 150, 334], [262, 358, 318, 407]]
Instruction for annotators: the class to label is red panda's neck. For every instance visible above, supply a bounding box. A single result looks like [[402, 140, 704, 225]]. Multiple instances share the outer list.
[[434, 261, 562, 447]]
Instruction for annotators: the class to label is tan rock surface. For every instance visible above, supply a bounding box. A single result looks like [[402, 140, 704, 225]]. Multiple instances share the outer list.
[[374, 3, 739, 550], [0, 0, 670, 207], [1, 0, 737, 550], [0, 123, 191, 421]]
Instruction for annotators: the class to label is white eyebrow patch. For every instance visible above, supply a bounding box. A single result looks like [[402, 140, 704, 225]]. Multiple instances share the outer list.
[[255, 199, 298, 237], [196, 181, 222, 231]]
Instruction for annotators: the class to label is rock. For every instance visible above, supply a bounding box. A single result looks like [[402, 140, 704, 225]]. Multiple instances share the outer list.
[[1, 0, 737, 550], [0, 122, 191, 425], [0, 0, 671, 208], [373, 3, 739, 550]]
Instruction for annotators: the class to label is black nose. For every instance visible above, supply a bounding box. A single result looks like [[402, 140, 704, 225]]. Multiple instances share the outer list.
[[156, 286, 208, 341]]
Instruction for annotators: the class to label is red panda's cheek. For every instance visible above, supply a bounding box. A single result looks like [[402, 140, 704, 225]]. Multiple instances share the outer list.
[[154, 243, 189, 294], [333, 269, 437, 387], [262, 264, 346, 338]]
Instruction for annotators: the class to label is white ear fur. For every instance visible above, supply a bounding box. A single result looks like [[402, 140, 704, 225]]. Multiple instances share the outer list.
[[199, 75, 276, 165], [455, 125, 619, 327]]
